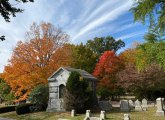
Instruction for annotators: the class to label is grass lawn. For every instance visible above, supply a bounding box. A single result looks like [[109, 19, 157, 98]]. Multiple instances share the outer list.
[[0, 107, 165, 120]]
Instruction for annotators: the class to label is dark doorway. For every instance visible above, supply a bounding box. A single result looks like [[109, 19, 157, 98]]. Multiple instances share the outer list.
[[59, 84, 65, 99]]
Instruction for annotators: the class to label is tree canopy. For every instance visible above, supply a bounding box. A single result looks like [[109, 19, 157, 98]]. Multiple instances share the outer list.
[[131, 0, 165, 32], [86, 36, 125, 56], [2, 22, 70, 101], [93, 51, 124, 99]]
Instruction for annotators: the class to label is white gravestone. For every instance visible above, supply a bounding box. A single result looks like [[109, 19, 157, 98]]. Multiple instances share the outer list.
[[162, 98, 165, 110], [135, 99, 143, 111], [124, 114, 130, 120], [86, 110, 91, 118], [84, 117, 90, 120], [100, 111, 106, 120], [120, 100, 130, 112], [156, 98, 164, 116], [71, 109, 75, 117], [142, 98, 148, 111], [129, 100, 134, 110]]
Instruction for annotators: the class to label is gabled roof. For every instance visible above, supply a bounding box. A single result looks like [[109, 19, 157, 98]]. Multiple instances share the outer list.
[[48, 67, 97, 81]]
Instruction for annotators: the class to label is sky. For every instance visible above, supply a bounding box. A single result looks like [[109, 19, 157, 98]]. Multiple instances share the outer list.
[[0, 0, 148, 72]]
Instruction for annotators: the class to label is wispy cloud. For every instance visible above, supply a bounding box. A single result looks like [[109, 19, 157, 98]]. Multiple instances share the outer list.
[[72, 0, 134, 41], [116, 30, 146, 41]]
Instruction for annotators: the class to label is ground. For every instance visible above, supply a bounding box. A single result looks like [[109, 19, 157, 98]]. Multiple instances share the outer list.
[[0, 107, 165, 120]]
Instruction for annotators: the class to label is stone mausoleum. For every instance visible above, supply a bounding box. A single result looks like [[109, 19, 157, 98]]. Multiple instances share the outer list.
[[46, 67, 97, 112]]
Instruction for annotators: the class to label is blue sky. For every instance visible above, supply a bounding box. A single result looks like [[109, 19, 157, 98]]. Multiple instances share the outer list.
[[0, 0, 148, 72]]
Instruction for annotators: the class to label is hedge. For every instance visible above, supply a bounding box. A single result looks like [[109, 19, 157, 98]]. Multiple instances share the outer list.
[[0, 105, 16, 113], [16, 103, 34, 115]]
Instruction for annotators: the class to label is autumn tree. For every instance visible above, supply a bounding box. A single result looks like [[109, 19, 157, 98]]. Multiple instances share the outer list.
[[117, 48, 165, 100], [2, 22, 71, 101], [93, 51, 124, 100], [86, 36, 125, 56], [0, 0, 34, 41], [117, 63, 165, 100]]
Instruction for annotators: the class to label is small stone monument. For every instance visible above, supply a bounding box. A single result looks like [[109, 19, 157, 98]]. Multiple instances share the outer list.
[[124, 114, 130, 120], [135, 99, 143, 111], [162, 98, 165, 110], [71, 109, 75, 117], [98, 101, 112, 111], [84, 117, 90, 120], [142, 98, 148, 111], [120, 100, 130, 112], [100, 111, 106, 120], [86, 110, 91, 118], [156, 98, 164, 116], [129, 100, 134, 110]]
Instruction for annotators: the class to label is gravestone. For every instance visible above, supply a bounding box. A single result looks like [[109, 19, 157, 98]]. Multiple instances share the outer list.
[[129, 100, 134, 110], [162, 98, 165, 110], [156, 98, 164, 116], [124, 114, 130, 120], [120, 100, 130, 112], [86, 110, 91, 118], [84, 117, 90, 120], [98, 101, 112, 111], [142, 98, 148, 111], [100, 111, 106, 120], [135, 99, 143, 111], [71, 109, 75, 117]]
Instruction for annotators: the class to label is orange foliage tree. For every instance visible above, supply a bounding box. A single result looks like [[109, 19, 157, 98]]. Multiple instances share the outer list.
[[93, 51, 124, 100], [2, 22, 72, 101]]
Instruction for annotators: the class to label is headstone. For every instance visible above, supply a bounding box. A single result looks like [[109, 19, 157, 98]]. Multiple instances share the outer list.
[[84, 117, 90, 120], [71, 109, 75, 117], [86, 110, 91, 118], [124, 114, 130, 120], [120, 100, 130, 112], [142, 98, 148, 111], [128, 100, 134, 110], [156, 98, 164, 116], [135, 99, 143, 111], [162, 98, 165, 110], [100, 111, 106, 120], [98, 101, 112, 111]]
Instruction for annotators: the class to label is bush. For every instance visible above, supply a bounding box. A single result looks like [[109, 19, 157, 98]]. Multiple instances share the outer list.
[[15, 103, 33, 115], [64, 71, 94, 113], [28, 84, 49, 111], [0, 106, 16, 113]]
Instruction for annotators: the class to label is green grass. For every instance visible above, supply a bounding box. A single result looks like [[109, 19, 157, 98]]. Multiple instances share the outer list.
[[0, 107, 165, 120]]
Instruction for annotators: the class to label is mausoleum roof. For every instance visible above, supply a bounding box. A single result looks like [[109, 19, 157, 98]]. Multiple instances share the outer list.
[[48, 67, 97, 81]]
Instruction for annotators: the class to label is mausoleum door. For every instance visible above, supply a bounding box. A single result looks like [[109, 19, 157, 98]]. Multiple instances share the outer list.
[[59, 84, 65, 99]]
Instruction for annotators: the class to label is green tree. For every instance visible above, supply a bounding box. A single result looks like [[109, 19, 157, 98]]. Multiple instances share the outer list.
[[0, 78, 15, 102], [136, 42, 165, 71], [28, 84, 49, 111], [64, 71, 93, 113], [0, 0, 34, 41], [71, 43, 98, 73], [144, 14, 165, 43], [131, 0, 165, 32], [86, 36, 125, 56]]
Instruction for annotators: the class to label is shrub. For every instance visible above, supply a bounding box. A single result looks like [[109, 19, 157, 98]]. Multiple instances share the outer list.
[[28, 84, 49, 111], [64, 71, 94, 113], [0, 105, 16, 113], [15, 103, 33, 115]]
